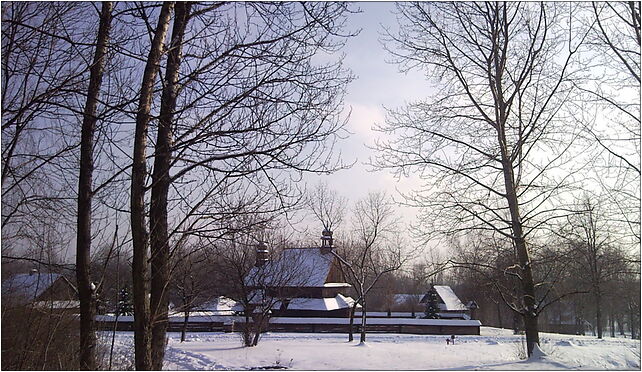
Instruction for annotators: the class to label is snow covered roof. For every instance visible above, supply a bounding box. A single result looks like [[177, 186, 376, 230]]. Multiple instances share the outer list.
[[323, 282, 350, 288], [2, 272, 63, 300], [393, 294, 423, 305], [196, 296, 243, 312], [246, 290, 356, 312], [285, 294, 355, 311], [245, 247, 336, 288], [33, 300, 80, 309], [434, 286, 468, 311], [420, 285, 468, 311]]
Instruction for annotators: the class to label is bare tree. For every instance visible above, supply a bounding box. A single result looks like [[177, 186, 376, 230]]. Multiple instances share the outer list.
[[449, 229, 587, 335], [2, 3, 86, 224], [169, 243, 212, 343], [149, 2, 191, 367], [572, 2, 641, 243], [1, 3, 97, 263], [332, 191, 406, 343], [211, 228, 308, 347], [130, 3, 174, 370], [591, 2, 640, 85], [307, 181, 348, 232], [1, 2, 356, 367], [557, 198, 634, 339], [378, 3, 590, 356], [138, 2, 355, 364], [1, 4, 130, 367], [75, 3, 113, 369]]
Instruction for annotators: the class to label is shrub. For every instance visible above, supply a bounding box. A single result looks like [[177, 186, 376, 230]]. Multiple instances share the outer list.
[[1, 302, 80, 370]]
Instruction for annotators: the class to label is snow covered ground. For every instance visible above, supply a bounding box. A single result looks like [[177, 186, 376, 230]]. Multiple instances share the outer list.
[[100, 327, 640, 370]]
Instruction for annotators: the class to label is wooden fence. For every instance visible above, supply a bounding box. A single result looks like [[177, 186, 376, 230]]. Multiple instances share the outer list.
[[96, 315, 481, 335]]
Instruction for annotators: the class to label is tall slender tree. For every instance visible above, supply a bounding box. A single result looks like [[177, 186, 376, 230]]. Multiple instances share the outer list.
[[140, 2, 355, 364], [130, 3, 174, 370], [380, 2, 589, 356], [149, 2, 192, 368], [76, 2, 113, 369]]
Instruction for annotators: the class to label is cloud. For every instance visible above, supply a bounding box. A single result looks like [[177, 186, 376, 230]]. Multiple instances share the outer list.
[[345, 102, 386, 144]]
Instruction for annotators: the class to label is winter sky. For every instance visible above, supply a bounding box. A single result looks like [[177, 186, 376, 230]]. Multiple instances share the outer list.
[[303, 2, 433, 234]]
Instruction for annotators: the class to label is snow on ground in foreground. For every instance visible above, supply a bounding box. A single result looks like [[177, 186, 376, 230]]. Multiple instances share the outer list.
[[101, 327, 640, 370]]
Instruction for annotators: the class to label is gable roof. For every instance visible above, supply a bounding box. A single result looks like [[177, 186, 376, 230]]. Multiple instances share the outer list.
[[245, 247, 335, 288], [2, 272, 63, 300], [434, 285, 468, 311], [420, 285, 468, 311], [248, 292, 356, 311]]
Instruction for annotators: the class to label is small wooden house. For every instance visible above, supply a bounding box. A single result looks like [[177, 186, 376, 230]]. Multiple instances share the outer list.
[[420, 285, 471, 320], [1, 271, 79, 311]]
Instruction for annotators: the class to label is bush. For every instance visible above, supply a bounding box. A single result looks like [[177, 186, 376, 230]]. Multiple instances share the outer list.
[[1, 302, 80, 370]]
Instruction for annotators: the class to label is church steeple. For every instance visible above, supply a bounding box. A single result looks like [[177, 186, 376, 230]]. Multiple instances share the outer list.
[[321, 228, 333, 254]]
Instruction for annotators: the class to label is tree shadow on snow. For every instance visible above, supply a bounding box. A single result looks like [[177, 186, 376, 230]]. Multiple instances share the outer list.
[[441, 358, 570, 370]]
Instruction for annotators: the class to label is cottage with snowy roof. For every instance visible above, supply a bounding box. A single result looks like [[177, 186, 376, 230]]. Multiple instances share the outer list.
[[420, 284, 472, 320], [1, 270, 78, 311], [244, 230, 356, 317]]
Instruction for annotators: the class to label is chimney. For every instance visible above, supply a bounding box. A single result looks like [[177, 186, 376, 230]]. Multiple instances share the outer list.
[[321, 228, 333, 254], [255, 242, 269, 267]]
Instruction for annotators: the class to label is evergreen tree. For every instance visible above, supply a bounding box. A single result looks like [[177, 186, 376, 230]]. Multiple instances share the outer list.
[[424, 284, 440, 319], [117, 288, 134, 316]]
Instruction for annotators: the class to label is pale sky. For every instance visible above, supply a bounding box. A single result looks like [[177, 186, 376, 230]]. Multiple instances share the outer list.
[[303, 2, 433, 237], [43, 2, 636, 264]]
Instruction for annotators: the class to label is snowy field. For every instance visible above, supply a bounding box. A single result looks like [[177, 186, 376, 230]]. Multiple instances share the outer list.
[[101, 327, 640, 370]]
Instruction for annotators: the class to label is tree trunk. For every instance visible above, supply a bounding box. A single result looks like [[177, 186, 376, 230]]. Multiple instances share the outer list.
[[243, 313, 252, 347], [629, 305, 638, 339], [150, 3, 190, 369], [360, 298, 367, 343], [76, 2, 112, 369], [500, 156, 539, 355], [181, 310, 189, 342], [618, 315, 625, 335], [347, 303, 357, 342], [251, 315, 266, 346], [489, 2, 540, 353], [109, 311, 120, 370], [513, 312, 520, 334], [595, 287, 603, 339], [131, 3, 174, 370], [496, 302, 503, 329], [252, 329, 261, 346]]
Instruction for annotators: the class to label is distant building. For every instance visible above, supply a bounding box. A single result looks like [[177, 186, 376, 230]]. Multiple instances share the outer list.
[[420, 285, 471, 320], [191, 296, 244, 316], [538, 299, 585, 335], [244, 230, 357, 317], [466, 300, 480, 320], [2, 270, 79, 311], [393, 294, 423, 308]]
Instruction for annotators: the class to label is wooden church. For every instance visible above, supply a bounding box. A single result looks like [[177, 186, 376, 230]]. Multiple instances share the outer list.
[[245, 230, 356, 317]]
